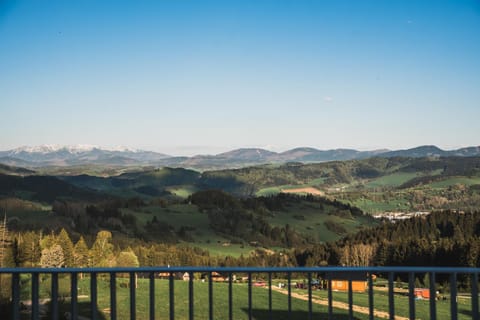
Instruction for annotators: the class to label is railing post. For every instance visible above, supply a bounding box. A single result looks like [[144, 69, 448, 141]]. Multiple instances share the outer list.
[[429, 272, 437, 320], [90, 272, 97, 320], [287, 272, 291, 319], [169, 272, 174, 320], [110, 272, 117, 320], [408, 272, 415, 320], [268, 272, 272, 320], [229, 272, 233, 320], [308, 272, 313, 320], [31, 272, 39, 320], [189, 272, 194, 320], [149, 272, 155, 320], [248, 272, 252, 320], [71, 272, 78, 320], [327, 275, 333, 320], [450, 273, 458, 320], [472, 272, 479, 320], [130, 272, 136, 320], [388, 272, 394, 320], [348, 274, 353, 320], [210, 271, 214, 320], [11, 272, 20, 320], [51, 272, 59, 320], [368, 272, 374, 320]]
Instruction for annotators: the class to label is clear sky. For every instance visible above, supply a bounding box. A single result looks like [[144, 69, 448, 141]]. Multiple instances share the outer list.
[[1, 0, 479, 155]]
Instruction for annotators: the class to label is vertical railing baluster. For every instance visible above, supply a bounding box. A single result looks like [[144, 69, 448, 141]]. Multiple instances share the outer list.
[[210, 271, 214, 320], [308, 272, 312, 320], [287, 272, 291, 319], [71, 272, 78, 320], [12, 272, 20, 320], [189, 272, 194, 320], [408, 272, 415, 320], [328, 276, 333, 320], [248, 272, 252, 320], [149, 272, 155, 320], [368, 273, 374, 320], [450, 273, 458, 320], [472, 272, 479, 320], [90, 272, 97, 320], [32, 272, 39, 320], [169, 272, 174, 320], [388, 272, 394, 320], [229, 272, 233, 320], [268, 272, 272, 320], [51, 273, 59, 320], [130, 272, 136, 320], [110, 272, 117, 320], [429, 272, 437, 320], [348, 275, 353, 320]]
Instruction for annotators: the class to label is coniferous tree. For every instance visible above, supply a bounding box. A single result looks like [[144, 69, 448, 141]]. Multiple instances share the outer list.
[[73, 236, 89, 268], [0, 214, 9, 268], [57, 228, 75, 267]]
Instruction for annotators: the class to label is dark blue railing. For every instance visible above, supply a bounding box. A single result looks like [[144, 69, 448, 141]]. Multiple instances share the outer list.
[[1, 266, 479, 320]]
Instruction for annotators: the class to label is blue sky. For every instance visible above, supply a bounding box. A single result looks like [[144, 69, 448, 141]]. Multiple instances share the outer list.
[[1, 0, 479, 155]]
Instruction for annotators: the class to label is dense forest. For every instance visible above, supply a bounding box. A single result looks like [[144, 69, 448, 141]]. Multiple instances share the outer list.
[[298, 210, 480, 269]]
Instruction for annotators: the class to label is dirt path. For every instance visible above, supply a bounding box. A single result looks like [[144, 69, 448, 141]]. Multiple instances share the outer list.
[[270, 287, 409, 320]]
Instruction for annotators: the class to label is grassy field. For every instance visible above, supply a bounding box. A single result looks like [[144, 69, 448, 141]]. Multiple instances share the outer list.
[[348, 196, 411, 214], [166, 185, 199, 198], [7, 275, 477, 320], [428, 176, 480, 189], [267, 202, 373, 243], [365, 172, 419, 189], [122, 205, 255, 257]]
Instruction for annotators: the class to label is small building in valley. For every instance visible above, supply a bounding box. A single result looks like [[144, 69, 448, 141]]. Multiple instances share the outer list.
[[326, 272, 368, 292]]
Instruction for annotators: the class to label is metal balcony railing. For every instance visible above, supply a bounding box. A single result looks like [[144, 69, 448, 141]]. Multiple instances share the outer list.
[[0, 266, 479, 320]]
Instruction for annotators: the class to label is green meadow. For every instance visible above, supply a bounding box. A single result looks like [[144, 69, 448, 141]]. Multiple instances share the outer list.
[[4, 275, 477, 320]]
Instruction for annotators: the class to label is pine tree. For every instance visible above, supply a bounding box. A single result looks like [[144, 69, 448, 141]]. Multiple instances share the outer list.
[[0, 214, 9, 268], [18, 231, 42, 267], [57, 228, 75, 267], [73, 236, 89, 268]]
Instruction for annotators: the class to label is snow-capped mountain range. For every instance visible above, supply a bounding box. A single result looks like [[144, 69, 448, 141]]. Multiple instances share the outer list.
[[0, 144, 479, 169], [0, 145, 170, 166]]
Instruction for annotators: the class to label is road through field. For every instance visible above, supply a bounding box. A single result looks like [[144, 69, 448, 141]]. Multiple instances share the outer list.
[[270, 286, 409, 320]]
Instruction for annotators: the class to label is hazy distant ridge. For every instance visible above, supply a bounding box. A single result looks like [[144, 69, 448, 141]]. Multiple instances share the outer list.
[[0, 145, 479, 169]]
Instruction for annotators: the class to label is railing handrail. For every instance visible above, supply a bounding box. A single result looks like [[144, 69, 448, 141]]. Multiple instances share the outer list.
[[2, 265, 480, 273]]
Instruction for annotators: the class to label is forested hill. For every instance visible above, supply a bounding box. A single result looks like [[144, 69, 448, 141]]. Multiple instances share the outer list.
[[298, 210, 480, 269], [201, 156, 480, 193]]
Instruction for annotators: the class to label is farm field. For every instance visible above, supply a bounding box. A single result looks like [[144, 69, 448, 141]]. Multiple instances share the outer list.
[[256, 178, 326, 197]]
